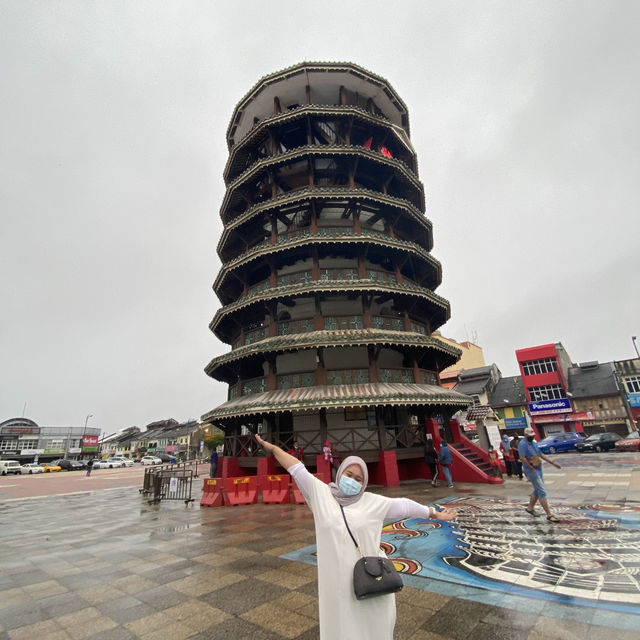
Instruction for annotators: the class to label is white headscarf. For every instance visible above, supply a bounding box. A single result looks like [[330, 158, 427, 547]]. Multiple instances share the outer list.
[[329, 455, 369, 506]]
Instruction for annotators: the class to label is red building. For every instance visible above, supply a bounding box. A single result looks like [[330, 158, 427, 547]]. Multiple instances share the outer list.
[[515, 343, 590, 438]]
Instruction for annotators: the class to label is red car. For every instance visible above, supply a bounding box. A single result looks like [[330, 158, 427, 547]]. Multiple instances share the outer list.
[[615, 430, 640, 452]]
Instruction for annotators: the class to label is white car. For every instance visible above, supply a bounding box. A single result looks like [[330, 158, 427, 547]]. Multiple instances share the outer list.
[[92, 460, 112, 469], [140, 455, 162, 466], [106, 457, 134, 468], [20, 463, 44, 474]]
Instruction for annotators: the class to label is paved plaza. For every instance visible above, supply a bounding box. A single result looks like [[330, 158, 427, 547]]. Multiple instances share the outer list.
[[1, 452, 639, 639]]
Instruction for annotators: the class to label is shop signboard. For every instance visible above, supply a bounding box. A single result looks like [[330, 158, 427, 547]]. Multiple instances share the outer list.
[[68, 447, 81, 454], [528, 398, 572, 415], [44, 449, 64, 454], [504, 417, 527, 429], [628, 393, 640, 407], [82, 435, 99, 452], [21, 449, 44, 455]]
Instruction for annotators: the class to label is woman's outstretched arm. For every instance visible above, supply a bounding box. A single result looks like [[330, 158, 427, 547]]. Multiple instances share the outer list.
[[386, 497, 457, 522], [255, 434, 300, 470]]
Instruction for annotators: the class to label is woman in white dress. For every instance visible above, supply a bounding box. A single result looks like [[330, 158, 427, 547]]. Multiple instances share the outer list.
[[255, 434, 457, 640]]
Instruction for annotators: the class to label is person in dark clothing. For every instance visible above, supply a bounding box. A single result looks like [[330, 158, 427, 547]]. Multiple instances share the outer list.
[[209, 450, 218, 478], [510, 435, 523, 479], [439, 440, 454, 488], [86, 459, 93, 477], [424, 439, 439, 486]]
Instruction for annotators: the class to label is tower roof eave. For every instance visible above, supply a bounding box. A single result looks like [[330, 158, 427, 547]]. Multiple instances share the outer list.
[[202, 382, 472, 422]]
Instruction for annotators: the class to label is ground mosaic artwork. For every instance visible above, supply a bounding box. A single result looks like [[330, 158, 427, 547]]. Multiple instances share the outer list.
[[282, 495, 640, 630]]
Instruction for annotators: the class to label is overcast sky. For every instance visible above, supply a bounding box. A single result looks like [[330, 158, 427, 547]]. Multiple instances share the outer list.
[[1, 1, 638, 435]]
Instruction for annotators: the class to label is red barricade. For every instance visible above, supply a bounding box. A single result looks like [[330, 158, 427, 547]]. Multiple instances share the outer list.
[[200, 478, 223, 507], [292, 472, 329, 505], [224, 476, 258, 506], [259, 474, 291, 504]]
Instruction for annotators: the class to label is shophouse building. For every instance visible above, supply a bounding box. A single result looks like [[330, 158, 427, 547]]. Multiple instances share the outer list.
[[515, 343, 581, 438], [489, 376, 529, 435], [202, 62, 477, 485], [0, 417, 100, 462], [436, 333, 486, 390], [568, 361, 633, 436], [615, 358, 640, 430]]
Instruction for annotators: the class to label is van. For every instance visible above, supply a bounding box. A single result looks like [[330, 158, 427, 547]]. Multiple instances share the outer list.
[[0, 460, 22, 475]]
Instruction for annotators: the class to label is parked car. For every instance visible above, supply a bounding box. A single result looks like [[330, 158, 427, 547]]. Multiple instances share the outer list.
[[92, 460, 113, 469], [575, 432, 622, 453], [40, 463, 62, 472], [0, 460, 22, 475], [20, 463, 45, 474], [614, 431, 640, 452], [105, 457, 134, 468], [52, 459, 86, 471], [140, 455, 162, 466], [156, 453, 177, 464], [536, 432, 584, 454]]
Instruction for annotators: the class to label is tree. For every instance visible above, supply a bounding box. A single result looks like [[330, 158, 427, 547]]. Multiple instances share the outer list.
[[203, 433, 224, 451]]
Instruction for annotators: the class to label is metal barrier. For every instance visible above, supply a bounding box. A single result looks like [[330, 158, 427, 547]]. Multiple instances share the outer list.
[[140, 465, 194, 505]]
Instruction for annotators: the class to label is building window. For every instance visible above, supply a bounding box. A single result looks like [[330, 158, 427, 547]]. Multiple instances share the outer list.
[[624, 375, 640, 394], [20, 439, 39, 450], [529, 384, 565, 401], [521, 358, 558, 376], [0, 440, 18, 451]]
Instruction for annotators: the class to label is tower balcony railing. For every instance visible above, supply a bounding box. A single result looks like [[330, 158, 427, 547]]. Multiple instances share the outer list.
[[371, 315, 403, 331], [231, 315, 429, 348], [380, 368, 438, 386], [235, 225, 431, 262], [326, 369, 370, 385], [241, 268, 422, 302], [323, 315, 363, 330], [228, 366, 437, 400], [277, 317, 314, 336], [277, 371, 316, 389]]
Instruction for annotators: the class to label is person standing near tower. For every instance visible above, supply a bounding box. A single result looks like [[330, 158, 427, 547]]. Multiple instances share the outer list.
[[519, 427, 561, 522], [254, 433, 457, 640]]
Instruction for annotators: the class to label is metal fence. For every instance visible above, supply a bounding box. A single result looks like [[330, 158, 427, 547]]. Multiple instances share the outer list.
[[140, 463, 196, 505]]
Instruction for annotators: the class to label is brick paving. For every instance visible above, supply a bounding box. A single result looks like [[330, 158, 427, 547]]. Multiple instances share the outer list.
[[1, 452, 639, 639]]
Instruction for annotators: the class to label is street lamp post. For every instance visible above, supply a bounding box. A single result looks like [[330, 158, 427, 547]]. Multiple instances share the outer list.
[[81, 414, 93, 459], [633, 336, 639, 359]]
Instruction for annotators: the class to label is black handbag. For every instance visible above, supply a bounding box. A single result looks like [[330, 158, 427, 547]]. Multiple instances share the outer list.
[[340, 505, 403, 600]]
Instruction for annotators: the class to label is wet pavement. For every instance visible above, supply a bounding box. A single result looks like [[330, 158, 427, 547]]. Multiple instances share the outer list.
[[1, 451, 639, 639]]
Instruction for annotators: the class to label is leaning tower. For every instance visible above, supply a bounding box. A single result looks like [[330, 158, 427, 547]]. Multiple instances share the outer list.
[[203, 62, 470, 480]]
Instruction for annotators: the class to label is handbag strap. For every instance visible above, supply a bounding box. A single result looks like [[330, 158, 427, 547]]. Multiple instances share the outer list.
[[340, 505, 364, 558]]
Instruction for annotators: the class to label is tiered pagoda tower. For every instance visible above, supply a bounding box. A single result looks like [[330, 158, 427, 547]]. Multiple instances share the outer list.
[[203, 62, 471, 480]]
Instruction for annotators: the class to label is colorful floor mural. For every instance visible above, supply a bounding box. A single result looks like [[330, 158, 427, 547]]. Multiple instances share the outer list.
[[282, 495, 640, 630]]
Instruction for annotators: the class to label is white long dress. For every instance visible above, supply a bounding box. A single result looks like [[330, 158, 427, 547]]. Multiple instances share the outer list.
[[289, 463, 433, 640]]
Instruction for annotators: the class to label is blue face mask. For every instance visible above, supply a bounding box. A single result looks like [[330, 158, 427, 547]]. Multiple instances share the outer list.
[[339, 475, 362, 496]]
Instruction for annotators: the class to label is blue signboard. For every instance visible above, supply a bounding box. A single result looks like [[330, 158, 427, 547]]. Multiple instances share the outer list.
[[528, 398, 572, 415], [503, 417, 528, 429], [628, 393, 640, 408]]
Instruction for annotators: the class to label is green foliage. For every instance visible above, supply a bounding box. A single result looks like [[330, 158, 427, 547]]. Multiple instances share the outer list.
[[203, 433, 224, 450]]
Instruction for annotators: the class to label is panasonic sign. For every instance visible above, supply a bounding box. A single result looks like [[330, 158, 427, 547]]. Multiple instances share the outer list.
[[528, 398, 572, 415]]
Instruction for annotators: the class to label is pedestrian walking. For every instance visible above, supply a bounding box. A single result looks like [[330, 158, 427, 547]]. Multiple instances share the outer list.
[[488, 445, 503, 479], [500, 438, 514, 476], [209, 450, 218, 478], [518, 427, 561, 522], [510, 435, 523, 479], [423, 439, 439, 486], [86, 459, 93, 477], [438, 440, 454, 488], [254, 434, 457, 640]]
